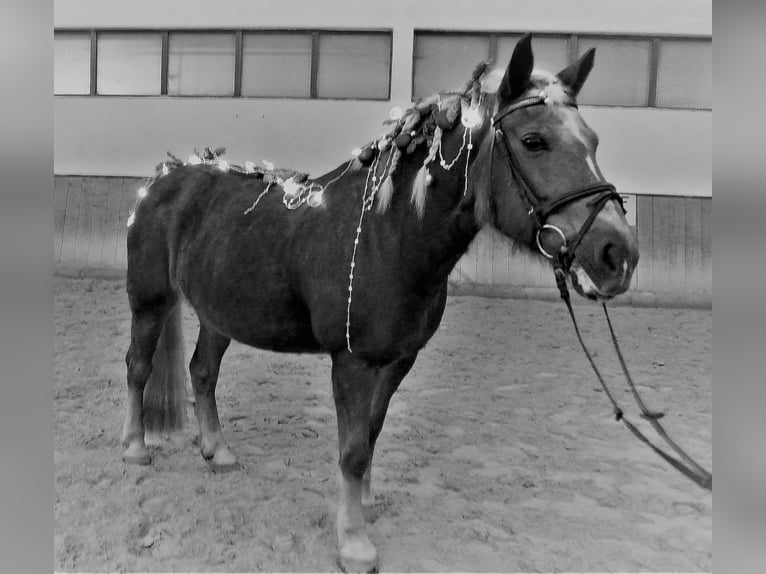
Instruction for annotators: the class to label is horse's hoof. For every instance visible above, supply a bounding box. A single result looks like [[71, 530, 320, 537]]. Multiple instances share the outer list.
[[337, 555, 378, 573], [122, 443, 151, 465], [204, 447, 240, 472], [338, 540, 378, 573], [207, 460, 242, 473]]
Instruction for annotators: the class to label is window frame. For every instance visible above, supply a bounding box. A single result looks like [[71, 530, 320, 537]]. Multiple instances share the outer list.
[[53, 27, 393, 101], [412, 30, 711, 111]]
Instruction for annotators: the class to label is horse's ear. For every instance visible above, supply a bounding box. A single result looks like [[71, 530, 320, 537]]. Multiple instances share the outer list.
[[556, 48, 595, 98], [498, 33, 534, 103]]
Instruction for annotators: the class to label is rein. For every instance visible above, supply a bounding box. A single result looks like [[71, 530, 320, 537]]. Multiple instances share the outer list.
[[493, 90, 712, 491], [553, 269, 713, 491]]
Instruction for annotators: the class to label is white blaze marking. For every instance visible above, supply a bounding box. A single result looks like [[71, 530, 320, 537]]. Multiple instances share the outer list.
[[554, 106, 630, 235], [556, 108, 600, 176], [597, 199, 625, 227], [574, 266, 600, 296], [585, 154, 600, 178]]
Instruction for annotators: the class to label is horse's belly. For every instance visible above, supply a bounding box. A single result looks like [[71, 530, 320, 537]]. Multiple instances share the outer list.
[[192, 298, 322, 353], [179, 259, 323, 353]]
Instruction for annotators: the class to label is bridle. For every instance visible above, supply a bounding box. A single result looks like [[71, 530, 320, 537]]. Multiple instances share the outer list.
[[490, 89, 624, 274], [488, 89, 713, 491]]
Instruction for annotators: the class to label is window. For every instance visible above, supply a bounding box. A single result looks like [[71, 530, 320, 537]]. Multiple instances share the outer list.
[[168, 33, 236, 96], [576, 38, 653, 107], [656, 39, 712, 110], [316, 33, 391, 99], [413, 35, 489, 99], [97, 33, 162, 95], [54, 32, 91, 95], [242, 33, 312, 98]]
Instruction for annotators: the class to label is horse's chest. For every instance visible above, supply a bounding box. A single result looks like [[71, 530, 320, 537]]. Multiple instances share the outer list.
[[357, 288, 448, 357]]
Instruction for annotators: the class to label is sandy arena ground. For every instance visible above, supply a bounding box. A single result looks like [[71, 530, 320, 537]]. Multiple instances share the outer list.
[[54, 276, 712, 572]]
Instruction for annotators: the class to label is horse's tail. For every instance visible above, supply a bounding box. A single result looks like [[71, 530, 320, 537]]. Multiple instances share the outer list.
[[143, 300, 187, 434]]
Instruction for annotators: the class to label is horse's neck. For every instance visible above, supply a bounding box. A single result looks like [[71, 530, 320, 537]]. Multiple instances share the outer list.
[[375, 156, 482, 288]]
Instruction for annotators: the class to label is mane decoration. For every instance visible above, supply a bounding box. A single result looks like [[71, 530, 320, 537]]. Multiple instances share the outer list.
[[344, 60, 491, 352], [352, 60, 491, 217], [127, 147, 321, 227]]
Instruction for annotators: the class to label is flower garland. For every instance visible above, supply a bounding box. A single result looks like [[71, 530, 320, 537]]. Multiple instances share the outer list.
[[127, 147, 315, 227]]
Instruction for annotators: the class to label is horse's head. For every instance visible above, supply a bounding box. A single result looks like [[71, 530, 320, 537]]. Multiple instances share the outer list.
[[472, 34, 639, 300]]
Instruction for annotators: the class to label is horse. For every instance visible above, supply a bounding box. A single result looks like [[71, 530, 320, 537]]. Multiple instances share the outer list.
[[121, 34, 639, 572]]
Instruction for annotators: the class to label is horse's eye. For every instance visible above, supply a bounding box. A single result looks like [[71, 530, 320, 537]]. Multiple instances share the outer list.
[[521, 134, 547, 151]]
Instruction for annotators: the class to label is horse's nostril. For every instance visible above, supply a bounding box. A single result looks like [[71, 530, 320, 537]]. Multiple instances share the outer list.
[[602, 243, 621, 273]]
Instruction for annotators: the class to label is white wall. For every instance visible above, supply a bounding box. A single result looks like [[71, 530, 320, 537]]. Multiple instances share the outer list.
[[53, 0, 712, 36], [54, 0, 712, 197]]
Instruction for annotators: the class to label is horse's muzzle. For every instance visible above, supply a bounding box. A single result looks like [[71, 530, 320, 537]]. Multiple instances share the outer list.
[[570, 225, 639, 300]]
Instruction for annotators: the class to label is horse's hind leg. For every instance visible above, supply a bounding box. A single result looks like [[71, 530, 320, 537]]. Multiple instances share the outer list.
[[363, 355, 416, 506], [122, 306, 167, 464], [189, 322, 237, 470], [331, 351, 378, 573]]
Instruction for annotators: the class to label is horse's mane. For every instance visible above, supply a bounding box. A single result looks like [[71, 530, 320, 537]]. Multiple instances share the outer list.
[[357, 61, 492, 216], [366, 64, 570, 218], [147, 63, 571, 223]]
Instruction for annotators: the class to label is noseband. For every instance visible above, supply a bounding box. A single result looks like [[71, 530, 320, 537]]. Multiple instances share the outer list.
[[490, 91, 624, 273]]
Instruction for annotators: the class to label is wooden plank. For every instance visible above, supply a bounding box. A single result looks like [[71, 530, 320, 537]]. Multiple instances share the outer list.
[[101, 178, 123, 267], [507, 240, 526, 287], [60, 176, 82, 265], [491, 229, 512, 285], [523, 250, 547, 287], [475, 229, 494, 284], [115, 178, 141, 268], [114, 178, 129, 269], [699, 198, 712, 294], [449, 242, 463, 285], [74, 177, 95, 265], [666, 197, 686, 293], [448, 259, 462, 286], [521, 250, 536, 286], [53, 176, 69, 264], [536, 254, 551, 288], [651, 196, 672, 293], [461, 236, 479, 284], [87, 177, 110, 267], [635, 195, 654, 291], [684, 197, 703, 294]]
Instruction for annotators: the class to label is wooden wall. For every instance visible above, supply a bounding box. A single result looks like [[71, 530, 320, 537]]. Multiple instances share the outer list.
[[54, 176, 711, 300], [54, 175, 142, 271], [633, 195, 712, 295], [450, 195, 712, 299]]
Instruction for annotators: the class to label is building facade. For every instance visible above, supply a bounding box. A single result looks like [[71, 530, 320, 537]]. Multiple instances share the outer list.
[[54, 0, 712, 304]]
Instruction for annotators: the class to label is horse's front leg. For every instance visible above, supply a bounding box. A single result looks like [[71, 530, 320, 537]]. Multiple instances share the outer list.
[[331, 350, 378, 573], [363, 355, 417, 506]]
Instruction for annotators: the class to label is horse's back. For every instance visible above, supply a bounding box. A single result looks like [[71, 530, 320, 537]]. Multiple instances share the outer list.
[[125, 165, 449, 357], [127, 166, 328, 351]]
